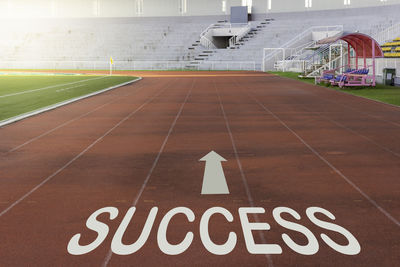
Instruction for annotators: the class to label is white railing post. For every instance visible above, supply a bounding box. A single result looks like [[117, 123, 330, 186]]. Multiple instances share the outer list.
[[262, 48, 266, 72]]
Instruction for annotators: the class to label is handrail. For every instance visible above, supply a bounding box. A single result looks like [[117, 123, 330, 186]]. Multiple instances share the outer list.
[[262, 25, 343, 71], [200, 22, 252, 49], [200, 35, 217, 49], [283, 40, 317, 61], [307, 52, 348, 78], [374, 22, 400, 45], [200, 23, 220, 49], [228, 24, 251, 48], [266, 25, 343, 61], [303, 43, 335, 70]]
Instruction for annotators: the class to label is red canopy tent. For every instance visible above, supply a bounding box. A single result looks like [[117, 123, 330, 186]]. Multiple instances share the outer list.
[[317, 32, 383, 86]]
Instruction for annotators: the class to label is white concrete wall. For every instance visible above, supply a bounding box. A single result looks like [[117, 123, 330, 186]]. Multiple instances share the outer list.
[[0, 0, 399, 18]]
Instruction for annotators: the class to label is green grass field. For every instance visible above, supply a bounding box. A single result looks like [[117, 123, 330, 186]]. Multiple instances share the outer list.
[[0, 75, 138, 122], [271, 71, 400, 106]]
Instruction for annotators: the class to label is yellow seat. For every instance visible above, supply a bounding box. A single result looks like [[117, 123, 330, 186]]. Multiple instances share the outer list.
[[384, 52, 400, 58], [383, 41, 400, 46], [394, 37, 400, 41], [381, 47, 392, 51]]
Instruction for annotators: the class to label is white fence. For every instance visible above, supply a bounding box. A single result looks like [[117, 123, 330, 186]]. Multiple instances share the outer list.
[[197, 61, 256, 71], [0, 60, 256, 71], [262, 25, 344, 72], [374, 22, 400, 45], [262, 25, 343, 71], [0, 60, 194, 70]]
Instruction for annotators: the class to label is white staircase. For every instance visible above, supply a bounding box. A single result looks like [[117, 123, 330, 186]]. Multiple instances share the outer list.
[[188, 19, 272, 70]]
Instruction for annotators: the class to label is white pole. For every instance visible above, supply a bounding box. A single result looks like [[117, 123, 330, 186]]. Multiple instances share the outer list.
[[262, 49, 265, 72], [110, 61, 112, 76]]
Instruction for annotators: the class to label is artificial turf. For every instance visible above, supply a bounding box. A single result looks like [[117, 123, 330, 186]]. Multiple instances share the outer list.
[[271, 71, 400, 106], [0, 75, 138, 122]]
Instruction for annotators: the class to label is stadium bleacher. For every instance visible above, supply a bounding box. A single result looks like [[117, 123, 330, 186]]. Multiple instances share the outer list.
[[0, 4, 399, 71], [382, 37, 400, 58]]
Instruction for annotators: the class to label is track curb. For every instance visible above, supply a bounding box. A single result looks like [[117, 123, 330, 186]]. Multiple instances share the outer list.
[[0, 77, 142, 128]]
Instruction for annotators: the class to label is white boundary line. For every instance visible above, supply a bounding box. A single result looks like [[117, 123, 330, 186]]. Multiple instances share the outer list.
[[250, 94, 400, 228], [102, 79, 194, 267], [0, 77, 142, 128], [271, 74, 400, 110], [0, 77, 168, 218], [55, 84, 85, 93], [6, 78, 145, 153], [215, 81, 274, 267], [0, 76, 107, 98], [318, 82, 400, 110], [269, 75, 400, 158], [271, 74, 400, 125]]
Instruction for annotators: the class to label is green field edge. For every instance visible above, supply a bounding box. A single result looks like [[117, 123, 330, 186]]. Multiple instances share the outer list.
[[0, 76, 141, 128], [270, 71, 400, 107]]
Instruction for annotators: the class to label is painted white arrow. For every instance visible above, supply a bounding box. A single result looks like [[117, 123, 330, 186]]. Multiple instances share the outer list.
[[200, 151, 229, 195]]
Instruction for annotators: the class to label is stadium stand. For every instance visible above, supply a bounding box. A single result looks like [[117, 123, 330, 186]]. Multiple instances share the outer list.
[[208, 6, 399, 70], [381, 37, 400, 58], [0, 4, 399, 71]]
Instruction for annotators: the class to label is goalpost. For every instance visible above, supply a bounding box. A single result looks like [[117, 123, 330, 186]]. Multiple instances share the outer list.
[[262, 48, 286, 72]]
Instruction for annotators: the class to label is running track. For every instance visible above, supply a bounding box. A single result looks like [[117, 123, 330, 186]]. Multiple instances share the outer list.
[[0, 72, 399, 266]]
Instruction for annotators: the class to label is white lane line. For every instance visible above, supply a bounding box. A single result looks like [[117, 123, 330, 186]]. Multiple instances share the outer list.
[[215, 82, 274, 267], [250, 95, 400, 228], [0, 76, 107, 98], [102, 79, 195, 267], [6, 79, 145, 154], [301, 106, 400, 158], [0, 79, 170, 218], [274, 75, 400, 127], [315, 79, 400, 110], [319, 93, 400, 128]]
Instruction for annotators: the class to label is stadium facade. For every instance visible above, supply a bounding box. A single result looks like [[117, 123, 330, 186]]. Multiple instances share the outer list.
[[0, 0, 399, 18]]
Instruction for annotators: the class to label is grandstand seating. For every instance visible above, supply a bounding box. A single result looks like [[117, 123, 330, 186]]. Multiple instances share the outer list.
[[0, 17, 213, 63], [0, 4, 399, 71], [201, 5, 400, 70], [381, 37, 400, 58]]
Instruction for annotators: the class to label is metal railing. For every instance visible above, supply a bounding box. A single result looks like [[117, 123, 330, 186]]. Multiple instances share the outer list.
[[262, 25, 343, 72], [0, 60, 257, 71], [374, 22, 400, 45], [200, 36, 217, 50], [0, 60, 192, 71], [228, 24, 252, 48], [306, 52, 347, 78], [196, 61, 256, 71], [200, 22, 252, 50], [199, 23, 221, 50]]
